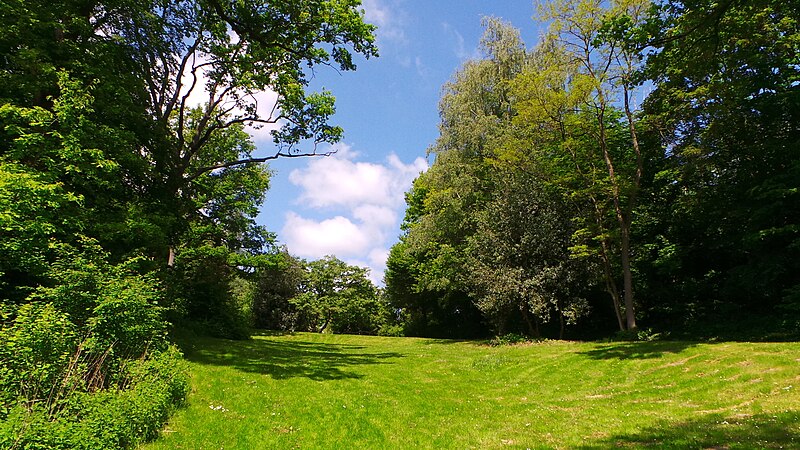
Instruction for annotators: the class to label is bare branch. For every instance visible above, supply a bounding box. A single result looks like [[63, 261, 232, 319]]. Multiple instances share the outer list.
[[188, 144, 338, 181]]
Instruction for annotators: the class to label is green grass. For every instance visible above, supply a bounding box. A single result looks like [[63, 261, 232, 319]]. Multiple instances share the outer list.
[[140, 332, 800, 449]]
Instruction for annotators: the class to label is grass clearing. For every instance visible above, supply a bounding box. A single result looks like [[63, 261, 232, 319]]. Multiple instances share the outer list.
[[141, 332, 800, 449]]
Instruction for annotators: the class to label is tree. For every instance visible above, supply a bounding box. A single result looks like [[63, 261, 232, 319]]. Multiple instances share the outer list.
[[252, 250, 308, 330], [517, 0, 651, 330], [1, 0, 378, 329], [384, 18, 524, 339], [292, 256, 383, 335], [635, 0, 800, 330], [467, 170, 592, 338], [1, 0, 378, 265]]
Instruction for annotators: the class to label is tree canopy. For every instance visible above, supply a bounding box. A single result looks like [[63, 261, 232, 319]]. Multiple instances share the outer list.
[[1, 1, 377, 446], [386, 0, 800, 340]]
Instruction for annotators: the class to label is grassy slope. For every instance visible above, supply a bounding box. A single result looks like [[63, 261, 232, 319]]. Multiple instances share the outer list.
[[141, 333, 800, 449]]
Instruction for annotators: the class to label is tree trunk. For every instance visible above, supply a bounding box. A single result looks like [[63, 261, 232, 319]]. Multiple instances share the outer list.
[[597, 233, 626, 331], [619, 224, 637, 330], [521, 305, 537, 337], [318, 316, 331, 334], [620, 82, 642, 332]]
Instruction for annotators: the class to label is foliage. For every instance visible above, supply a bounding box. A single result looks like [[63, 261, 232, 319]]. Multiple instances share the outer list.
[[384, 18, 524, 339], [0, 347, 188, 450], [612, 327, 663, 342], [634, 0, 800, 327], [389, 0, 800, 339], [467, 170, 592, 337], [167, 245, 254, 340], [252, 250, 309, 331], [252, 255, 388, 335], [488, 333, 538, 347]]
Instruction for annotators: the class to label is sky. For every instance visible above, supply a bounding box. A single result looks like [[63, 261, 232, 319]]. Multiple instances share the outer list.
[[254, 1, 547, 284]]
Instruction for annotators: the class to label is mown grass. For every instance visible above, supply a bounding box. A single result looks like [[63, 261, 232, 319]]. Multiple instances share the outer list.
[[141, 332, 800, 449]]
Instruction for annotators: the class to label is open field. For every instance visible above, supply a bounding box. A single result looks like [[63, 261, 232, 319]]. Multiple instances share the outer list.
[[141, 333, 800, 449]]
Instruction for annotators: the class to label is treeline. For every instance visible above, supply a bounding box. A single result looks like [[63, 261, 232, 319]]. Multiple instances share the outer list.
[[0, 0, 376, 448], [384, 0, 800, 340]]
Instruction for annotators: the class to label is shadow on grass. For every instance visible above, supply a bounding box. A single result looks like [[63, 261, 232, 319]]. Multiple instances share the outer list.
[[576, 411, 800, 449], [186, 336, 403, 381], [579, 341, 699, 360], [421, 338, 474, 346]]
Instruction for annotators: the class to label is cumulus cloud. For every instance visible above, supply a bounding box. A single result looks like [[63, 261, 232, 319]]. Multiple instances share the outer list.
[[288, 144, 427, 210], [281, 143, 427, 283], [281, 213, 372, 258]]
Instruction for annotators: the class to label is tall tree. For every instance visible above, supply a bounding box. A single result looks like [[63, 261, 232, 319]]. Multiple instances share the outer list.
[[1, 0, 378, 332], [1, 0, 378, 266], [638, 0, 800, 328], [385, 18, 525, 338], [528, 0, 651, 330]]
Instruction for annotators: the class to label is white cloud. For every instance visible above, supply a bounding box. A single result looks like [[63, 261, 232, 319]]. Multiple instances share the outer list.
[[288, 143, 426, 210], [281, 213, 372, 259], [353, 205, 397, 230], [282, 143, 427, 283], [368, 248, 390, 271], [361, 0, 408, 46]]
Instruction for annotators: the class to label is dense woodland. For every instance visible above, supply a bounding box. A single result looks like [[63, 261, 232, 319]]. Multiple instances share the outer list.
[[385, 0, 800, 340], [0, 0, 798, 448]]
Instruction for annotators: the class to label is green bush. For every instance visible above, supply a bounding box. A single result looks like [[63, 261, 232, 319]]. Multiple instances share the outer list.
[[377, 323, 405, 337], [0, 347, 188, 450], [489, 333, 537, 346], [0, 303, 77, 418], [0, 240, 187, 448], [612, 327, 662, 342]]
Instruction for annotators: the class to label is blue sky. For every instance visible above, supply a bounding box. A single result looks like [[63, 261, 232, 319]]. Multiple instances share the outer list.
[[255, 1, 546, 283]]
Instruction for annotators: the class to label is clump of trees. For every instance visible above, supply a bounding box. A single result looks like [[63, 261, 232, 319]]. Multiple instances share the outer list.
[[1, 0, 376, 447], [253, 254, 393, 336], [386, 0, 800, 340]]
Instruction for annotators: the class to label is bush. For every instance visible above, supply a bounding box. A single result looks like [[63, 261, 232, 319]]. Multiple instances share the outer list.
[[0, 347, 188, 450], [612, 327, 662, 342], [168, 250, 253, 340], [377, 324, 405, 337], [489, 333, 537, 346], [0, 240, 187, 448], [0, 303, 77, 418]]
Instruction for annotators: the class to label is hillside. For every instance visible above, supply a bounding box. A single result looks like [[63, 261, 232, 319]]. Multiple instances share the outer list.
[[142, 333, 800, 449]]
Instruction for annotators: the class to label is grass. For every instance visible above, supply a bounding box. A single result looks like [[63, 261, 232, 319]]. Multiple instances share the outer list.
[[140, 332, 800, 449]]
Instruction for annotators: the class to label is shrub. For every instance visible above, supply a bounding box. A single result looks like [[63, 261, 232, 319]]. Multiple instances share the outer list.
[[0, 303, 77, 419], [489, 333, 536, 346], [612, 327, 662, 342], [0, 347, 188, 450]]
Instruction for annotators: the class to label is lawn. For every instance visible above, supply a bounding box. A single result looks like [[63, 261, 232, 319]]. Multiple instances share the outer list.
[[141, 332, 800, 449]]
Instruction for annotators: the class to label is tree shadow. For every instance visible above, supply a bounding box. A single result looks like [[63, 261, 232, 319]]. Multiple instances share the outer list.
[[576, 411, 800, 449], [185, 336, 403, 381], [579, 341, 699, 360], [421, 338, 474, 346]]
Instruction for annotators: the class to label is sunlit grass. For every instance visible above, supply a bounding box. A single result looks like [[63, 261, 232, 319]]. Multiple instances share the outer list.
[[141, 332, 800, 449]]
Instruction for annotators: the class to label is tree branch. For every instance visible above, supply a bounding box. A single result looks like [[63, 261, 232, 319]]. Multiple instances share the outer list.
[[188, 145, 338, 181]]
